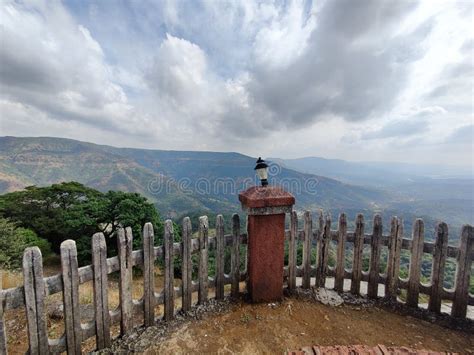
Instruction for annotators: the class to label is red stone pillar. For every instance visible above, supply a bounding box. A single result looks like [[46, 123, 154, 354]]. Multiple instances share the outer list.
[[238, 186, 295, 302]]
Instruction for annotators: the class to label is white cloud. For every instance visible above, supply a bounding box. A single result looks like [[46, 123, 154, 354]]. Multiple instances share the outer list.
[[0, 0, 472, 167]]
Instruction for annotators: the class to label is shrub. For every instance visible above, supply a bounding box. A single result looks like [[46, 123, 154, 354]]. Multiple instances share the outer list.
[[0, 218, 52, 269]]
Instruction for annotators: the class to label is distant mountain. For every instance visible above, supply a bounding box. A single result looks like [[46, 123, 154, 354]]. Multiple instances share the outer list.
[[271, 156, 473, 229], [270, 156, 473, 188], [0, 137, 389, 219]]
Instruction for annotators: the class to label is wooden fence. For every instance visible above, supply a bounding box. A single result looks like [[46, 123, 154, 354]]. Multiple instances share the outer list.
[[0, 212, 472, 354]]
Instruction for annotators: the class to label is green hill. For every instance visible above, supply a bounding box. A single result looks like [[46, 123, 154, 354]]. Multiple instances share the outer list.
[[0, 136, 389, 218]]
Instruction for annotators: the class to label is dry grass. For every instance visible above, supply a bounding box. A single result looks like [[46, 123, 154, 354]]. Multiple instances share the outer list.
[[1, 265, 171, 354]]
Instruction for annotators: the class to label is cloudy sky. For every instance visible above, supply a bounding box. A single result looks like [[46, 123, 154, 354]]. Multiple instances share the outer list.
[[0, 0, 472, 167]]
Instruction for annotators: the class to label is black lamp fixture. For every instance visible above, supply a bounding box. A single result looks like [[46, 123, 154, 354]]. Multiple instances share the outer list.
[[254, 157, 269, 187]]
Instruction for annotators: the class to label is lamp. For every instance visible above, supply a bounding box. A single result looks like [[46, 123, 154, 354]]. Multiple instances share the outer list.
[[254, 157, 269, 187]]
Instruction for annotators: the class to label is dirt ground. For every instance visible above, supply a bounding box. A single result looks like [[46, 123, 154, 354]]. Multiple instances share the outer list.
[[144, 298, 474, 354], [3, 267, 473, 354]]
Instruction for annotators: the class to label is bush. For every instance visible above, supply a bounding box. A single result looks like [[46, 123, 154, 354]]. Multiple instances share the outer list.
[[0, 218, 52, 269]]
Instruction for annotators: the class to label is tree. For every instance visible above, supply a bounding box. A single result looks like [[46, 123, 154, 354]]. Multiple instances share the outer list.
[[0, 182, 163, 265], [0, 182, 103, 251]]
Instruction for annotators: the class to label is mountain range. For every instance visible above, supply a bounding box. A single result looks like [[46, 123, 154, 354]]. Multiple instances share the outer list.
[[0, 136, 472, 237]]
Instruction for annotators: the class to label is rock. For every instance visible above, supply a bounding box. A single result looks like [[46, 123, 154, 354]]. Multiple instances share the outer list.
[[47, 301, 64, 320], [313, 288, 343, 306], [47, 301, 95, 321]]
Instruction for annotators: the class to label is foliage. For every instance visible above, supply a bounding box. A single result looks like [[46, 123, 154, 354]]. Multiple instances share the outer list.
[[0, 218, 52, 269], [0, 182, 162, 265]]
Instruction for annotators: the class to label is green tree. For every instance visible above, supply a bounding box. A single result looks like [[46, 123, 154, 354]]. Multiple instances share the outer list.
[[0, 182, 163, 265], [0, 182, 103, 251]]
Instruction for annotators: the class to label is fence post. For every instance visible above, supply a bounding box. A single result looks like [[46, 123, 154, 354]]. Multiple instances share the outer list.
[[368, 214, 382, 298], [288, 211, 298, 291], [231, 214, 240, 298], [92, 233, 110, 349], [351, 214, 365, 295], [23, 247, 48, 354], [303, 211, 313, 289], [164, 220, 175, 321], [428, 222, 448, 313], [181, 217, 193, 311], [143, 222, 155, 326], [60, 240, 82, 355], [215, 215, 225, 300], [407, 219, 424, 307], [385, 217, 403, 300], [198, 216, 209, 304], [316, 214, 331, 288], [452, 225, 474, 318], [334, 213, 347, 292], [118, 227, 133, 335]]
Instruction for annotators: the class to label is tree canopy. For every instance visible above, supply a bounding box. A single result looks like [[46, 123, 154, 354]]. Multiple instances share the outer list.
[[0, 182, 162, 264]]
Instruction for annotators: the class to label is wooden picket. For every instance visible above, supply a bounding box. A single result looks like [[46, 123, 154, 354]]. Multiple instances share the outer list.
[[60, 240, 82, 355], [117, 227, 133, 335], [351, 214, 365, 295], [316, 214, 331, 288], [334, 213, 347, 292], [302, 211, 312, 289], [231, 214, 240, 298], [0, 212, 472, 354], [215, 215, 225, 300], [428, 222, 448, 313], [92, 233, 111, 349], [368, 215, 382, 299], [163, 220, 174, 321], [385, 217, 403, 300], [452, 225, 474, 318], [198, 216, 209, 304], [142, 222, 155, 326], [288, 211, 298, 291], [181, 217, 193, 312], [23, 247, 48, 354]]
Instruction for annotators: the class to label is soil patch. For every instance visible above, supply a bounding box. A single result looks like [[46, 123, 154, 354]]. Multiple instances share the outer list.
[[115, 297, 473, 354]]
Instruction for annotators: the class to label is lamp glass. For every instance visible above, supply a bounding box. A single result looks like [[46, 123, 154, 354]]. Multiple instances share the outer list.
[[256, 167, 268, 180]]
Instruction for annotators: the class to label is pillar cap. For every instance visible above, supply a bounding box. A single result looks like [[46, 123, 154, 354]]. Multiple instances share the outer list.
[[239, 186, 295, 209]]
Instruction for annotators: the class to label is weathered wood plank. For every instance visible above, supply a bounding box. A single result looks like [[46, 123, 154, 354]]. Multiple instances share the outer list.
[[368, 214, 382, 299], [92, 233, 111, 349], [334, 213, 347, 292], [143, 222, 155, 326], [23, 247, 48, 354], [428, 222, 448, 313], [0, 272, 6, 355], [231, 214, 240, 298], [181, 217, 193, 311], [215, 215, 225, 300], [60, 240, 82, 355], [452, 225, 474, 318], [316, 214, 331, 288], [385, 217, 403, 300], [118, 227, 133, 335], [351, 214, 365, 295], [302, 211, 312, 289], [407, 219, 424, 307], [288, 211, 298, 291], [164, 220, 175, 321], [198, 216, 209, 304]]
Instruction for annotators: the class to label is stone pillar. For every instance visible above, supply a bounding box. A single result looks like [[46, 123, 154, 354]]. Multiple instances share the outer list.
[[238, 186, 295, 302]]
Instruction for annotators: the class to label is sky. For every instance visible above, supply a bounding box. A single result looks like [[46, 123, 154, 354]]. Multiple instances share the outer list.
[[0, 0, 472, 167]]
